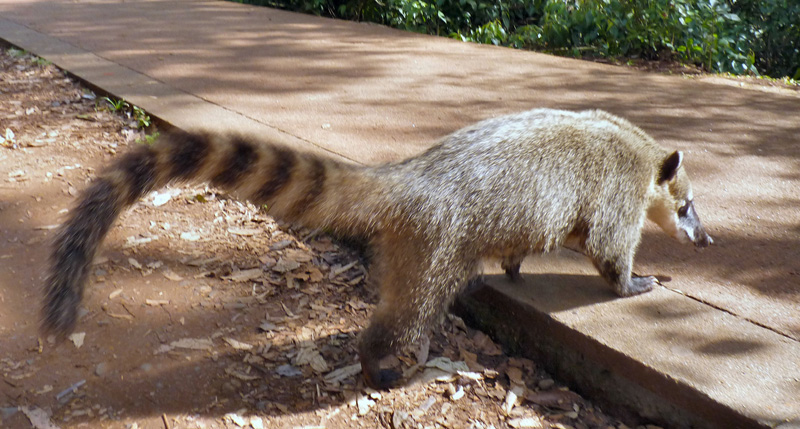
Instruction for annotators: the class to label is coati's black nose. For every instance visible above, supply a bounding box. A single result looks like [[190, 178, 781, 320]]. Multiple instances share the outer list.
[[694, 229, 712, 248]]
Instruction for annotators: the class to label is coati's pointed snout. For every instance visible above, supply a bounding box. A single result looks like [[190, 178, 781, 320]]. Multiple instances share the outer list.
[[689, 226, 712, 248], [676, 199, 712, 248]]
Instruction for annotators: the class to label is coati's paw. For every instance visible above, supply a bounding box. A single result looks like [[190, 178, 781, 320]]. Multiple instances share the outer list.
[[624, 276, 659, 296], [363, 367, 402, 390], [504, 268, 522, 282], [503, 263, 522, 282]]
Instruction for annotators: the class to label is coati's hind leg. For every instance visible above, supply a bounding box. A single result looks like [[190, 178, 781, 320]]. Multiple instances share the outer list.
[[358, 232, 474, 389]]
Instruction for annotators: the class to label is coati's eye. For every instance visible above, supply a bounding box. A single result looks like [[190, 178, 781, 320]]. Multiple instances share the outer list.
[[678, 200, 691, 217]]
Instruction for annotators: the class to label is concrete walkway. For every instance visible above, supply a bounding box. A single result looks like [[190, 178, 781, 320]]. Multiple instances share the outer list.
[[1, 0, 798, 427]]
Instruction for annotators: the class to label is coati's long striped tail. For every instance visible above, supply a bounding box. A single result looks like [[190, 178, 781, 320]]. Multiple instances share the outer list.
[[42, 129, 373, 339]]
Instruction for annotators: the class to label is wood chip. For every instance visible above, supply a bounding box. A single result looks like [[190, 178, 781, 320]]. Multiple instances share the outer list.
[[223, 337, 254, 351], [508, 417, 544, 428], [156, 338, 213, 353], [68, 332, 85, 349], [227, 227, 261, 236], [222, 268, 263, 282], [323, 363, 361, 385], [106, 312, 134, 321], [524, 389, 581, 411], [225, 367, 260, 381], [330, 261, 357, 278], [161, 269, 183, 281], [128, 257, 142, 270]]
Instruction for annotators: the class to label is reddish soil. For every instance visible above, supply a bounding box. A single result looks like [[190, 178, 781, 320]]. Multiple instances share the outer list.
[[0, 49, 635, 429]]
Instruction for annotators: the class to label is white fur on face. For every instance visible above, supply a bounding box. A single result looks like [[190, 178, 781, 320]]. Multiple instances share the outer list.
[[647, 202, 681, 240]]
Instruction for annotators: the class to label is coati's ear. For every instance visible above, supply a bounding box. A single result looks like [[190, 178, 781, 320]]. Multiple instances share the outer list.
[[658, 151, 683, 184]]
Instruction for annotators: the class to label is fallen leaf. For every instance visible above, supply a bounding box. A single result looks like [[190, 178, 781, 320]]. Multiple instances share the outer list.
[[425, 356, 469, 374], [506, 366, 525, 386], [473, 331, 503, 356], [18, 406, 59, 429], [293, 346, 329, 373], [272, 257, 301, 273], [284, 248, 312, 263], [258, 321, 277, 332], [275, 364, 302, 377]]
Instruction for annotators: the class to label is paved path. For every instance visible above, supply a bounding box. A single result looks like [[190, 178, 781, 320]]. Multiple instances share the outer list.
[[1, 0, 798, 426]]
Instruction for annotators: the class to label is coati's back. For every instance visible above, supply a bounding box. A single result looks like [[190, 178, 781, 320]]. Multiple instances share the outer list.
[[379, 109, 667, 255]]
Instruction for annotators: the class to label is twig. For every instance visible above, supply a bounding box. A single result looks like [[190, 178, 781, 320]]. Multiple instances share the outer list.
[[56, 379, 86, 401]]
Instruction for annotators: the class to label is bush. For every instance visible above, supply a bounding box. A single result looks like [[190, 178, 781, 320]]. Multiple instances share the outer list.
[[729, 0, 800, 79], [232, 0, 799, 79]]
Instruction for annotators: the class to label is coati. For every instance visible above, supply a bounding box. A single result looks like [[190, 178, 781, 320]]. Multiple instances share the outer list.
[[42, 108, 712, 389]]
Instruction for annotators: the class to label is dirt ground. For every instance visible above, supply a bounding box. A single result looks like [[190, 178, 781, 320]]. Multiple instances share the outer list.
[[0, 48, 650, 429]]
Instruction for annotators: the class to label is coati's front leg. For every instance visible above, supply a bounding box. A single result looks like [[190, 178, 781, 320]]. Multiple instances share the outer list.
[[586, 227, 656, 297], [592, 253, 658, 297]]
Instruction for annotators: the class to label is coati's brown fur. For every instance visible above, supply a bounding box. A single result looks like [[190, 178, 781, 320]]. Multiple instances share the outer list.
[[42, 108, 711, 389]]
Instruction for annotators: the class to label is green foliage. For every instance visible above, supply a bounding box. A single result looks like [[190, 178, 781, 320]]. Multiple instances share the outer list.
[[103, 96, 128, 112], [6, 48, 53, 67], [728, 0, 800, 79], [31, 56, 52, 67], [7, 48, 26, 58], [232, 0, 798, 78], [132, 106, 151, 129], [136, 131, 161, 145], [505, 0, 758, 74], [99, 97, 153, 129]]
